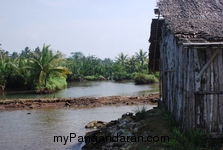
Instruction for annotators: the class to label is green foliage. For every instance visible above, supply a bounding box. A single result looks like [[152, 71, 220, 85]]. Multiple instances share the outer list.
[[112, 72, 127, 81], [0, 76, 6, 89], [134, 73, 158, 84], [112, 62, 128, 81], [0, 50, 10, 89], [84, 76, 96, 81], [135, 49, 148, 71], [0, 44, 71, 92], [162, 113, 217, 150], [46, 76, 67, 91], [35, 76, 67, 93], [67, 54, 113, 81], [29, 44, 71, 92], [83, 75, 106, 81], [125, 73, 134, 79], [97, 75, 106, 80], [163, 127, 208, 150], [154, 72, 160, 78], [0, 47, 152, 91], [112, 49, 149, 81], [115, 52, 128, 65], [67, 49, 149, 82]]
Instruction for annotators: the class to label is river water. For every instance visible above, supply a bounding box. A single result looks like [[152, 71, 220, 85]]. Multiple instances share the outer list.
[[0, 80, 159, 99], [0, 81, 158, 150], [0, 105, 155, 150]]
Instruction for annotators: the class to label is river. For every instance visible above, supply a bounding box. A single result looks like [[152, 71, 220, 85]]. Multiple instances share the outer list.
[[0, 81, 158, 150], [0, 80, 159, 99]]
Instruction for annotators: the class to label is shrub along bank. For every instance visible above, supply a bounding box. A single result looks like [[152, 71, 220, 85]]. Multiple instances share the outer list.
[[134, 73, 158, 85], [0, 46, 159, 93]]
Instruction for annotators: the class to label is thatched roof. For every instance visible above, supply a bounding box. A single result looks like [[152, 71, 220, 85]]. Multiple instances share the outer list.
[[157, 0, 223, 41]]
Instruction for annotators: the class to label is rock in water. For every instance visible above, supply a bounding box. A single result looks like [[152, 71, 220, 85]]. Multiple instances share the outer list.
[[85, 120, 107, 129]]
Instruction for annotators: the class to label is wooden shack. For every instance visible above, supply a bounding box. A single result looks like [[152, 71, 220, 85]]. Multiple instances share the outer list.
[[149, 0, 223, 135]]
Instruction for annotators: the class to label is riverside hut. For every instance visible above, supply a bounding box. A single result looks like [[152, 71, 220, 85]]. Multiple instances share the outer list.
[[149, 0, 223, 136]]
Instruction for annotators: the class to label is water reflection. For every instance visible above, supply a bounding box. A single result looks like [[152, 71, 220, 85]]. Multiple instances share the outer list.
[[0, 81, 159, 99]]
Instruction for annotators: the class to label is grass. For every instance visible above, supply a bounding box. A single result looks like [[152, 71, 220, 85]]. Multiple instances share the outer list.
[[163, 127, 209, 150], [128, 108, 223, 150], [162, 113, 222, 150], [134, 105, 148, 121]]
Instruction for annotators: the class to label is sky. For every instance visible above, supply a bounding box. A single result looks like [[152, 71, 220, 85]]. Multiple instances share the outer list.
[[0, 0, 157, 60]]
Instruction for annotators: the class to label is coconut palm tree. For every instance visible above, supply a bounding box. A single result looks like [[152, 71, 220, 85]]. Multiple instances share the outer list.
[[0, 49, 11, 90], [135, 49, 147, 71], [126, 56, 137, 73], [115, 52, 128, 65], [9, 57, 34, 88], [0, 55, 8, 90], [30, 44, 71, 92]]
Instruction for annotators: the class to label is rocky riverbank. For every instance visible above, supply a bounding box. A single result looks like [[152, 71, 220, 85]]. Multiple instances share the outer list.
[[82, 108, 172, 150], [0, 94, 159, 110]]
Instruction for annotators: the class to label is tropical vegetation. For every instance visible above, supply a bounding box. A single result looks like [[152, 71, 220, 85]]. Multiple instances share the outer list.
[[0, 44, 159, 93], [0, 44, 71, 93]]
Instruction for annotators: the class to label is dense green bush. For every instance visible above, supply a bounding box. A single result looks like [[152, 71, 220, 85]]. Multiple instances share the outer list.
[[84, 75, 106, 81], [0, 47, 152, 92], [97, 75, 106, 80], [35, 76, 67, 93], [112, 72, 127, 81], [125, 73, 134, 79], [46, 76, 67, 90], [154, 72, 160, 78], [134, 73, 158, 84], [84, 76, 96, 81]]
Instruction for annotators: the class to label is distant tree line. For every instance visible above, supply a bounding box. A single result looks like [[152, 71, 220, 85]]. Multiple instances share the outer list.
[[0, 44, 159, 93]]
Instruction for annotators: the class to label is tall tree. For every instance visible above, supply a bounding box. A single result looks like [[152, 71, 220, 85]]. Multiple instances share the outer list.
[[0, 49, 10, 90], [30, 44, 71, 92], [71, 51, 84, 61], [115, 52, 128, 65], [135, 49, 147, 70], [126, 56, 137, 73]]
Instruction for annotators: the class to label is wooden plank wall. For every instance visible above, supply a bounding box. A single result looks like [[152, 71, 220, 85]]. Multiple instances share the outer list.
[[160, 30, 223, 133], [196, 48, 223, 133]]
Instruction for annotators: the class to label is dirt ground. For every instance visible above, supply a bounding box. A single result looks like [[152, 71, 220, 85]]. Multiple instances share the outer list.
[[0, 94, 159, 111]]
